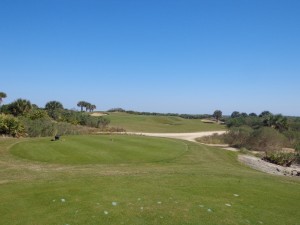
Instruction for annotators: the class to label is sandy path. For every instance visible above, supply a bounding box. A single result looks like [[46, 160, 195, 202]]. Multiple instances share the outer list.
[[126, 131, 226, 142]]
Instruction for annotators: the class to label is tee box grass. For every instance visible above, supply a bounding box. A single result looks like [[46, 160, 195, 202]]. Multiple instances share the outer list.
[[0, 134, 299, 225]]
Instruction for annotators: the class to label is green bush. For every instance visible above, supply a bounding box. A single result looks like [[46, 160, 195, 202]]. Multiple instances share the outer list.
[[21, 118, 56, 137], [225, 126, 253, 148], [0, 114, 24, 137], [246, 127, 287, 153], [21, 117, 97, 137], [262, 152, 297, 167], [27, 108, 49, 120]]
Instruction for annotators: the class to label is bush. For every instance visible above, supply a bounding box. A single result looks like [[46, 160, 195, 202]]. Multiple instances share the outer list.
[[21, 117, 98, 137], [246, 127, 287, 153], [196, 133, 227, 144], [27, 108, 49, 120], [21, 118, 56, 137], [225, 126, 253, 148], [0, 114, 24, 137], [262, 152, 297, 167]]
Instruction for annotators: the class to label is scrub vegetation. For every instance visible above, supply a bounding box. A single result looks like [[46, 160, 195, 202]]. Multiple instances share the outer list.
[[197, 111, 300, 166]]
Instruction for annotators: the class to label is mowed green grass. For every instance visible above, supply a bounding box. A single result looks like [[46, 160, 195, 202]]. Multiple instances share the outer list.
[[10, 135, 187, 164], [0, 136, 299, 225], [106, 112, 226, 132]]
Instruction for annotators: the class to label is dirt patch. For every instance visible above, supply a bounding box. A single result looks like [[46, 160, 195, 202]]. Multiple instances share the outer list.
[[127, 131, 227, 142], [238, 154, 300, 177], [90, 112, 108, 117]]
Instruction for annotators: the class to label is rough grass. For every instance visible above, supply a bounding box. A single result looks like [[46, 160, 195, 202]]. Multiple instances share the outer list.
[[0, 136, 299, 225], [106, 112, 226, 133]]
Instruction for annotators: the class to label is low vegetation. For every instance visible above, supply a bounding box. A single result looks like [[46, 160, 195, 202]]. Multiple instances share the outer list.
[[0, 94, 111, 137], [198, 111, 300, 167]]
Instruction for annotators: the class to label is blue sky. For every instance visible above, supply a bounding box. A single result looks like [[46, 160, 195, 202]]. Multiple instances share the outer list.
[[1, 0, 300, 115]]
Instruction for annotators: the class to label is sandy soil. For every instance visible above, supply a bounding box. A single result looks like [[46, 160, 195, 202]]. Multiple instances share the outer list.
[[126, 131, 227, 142], [90, 112, 108, 117]]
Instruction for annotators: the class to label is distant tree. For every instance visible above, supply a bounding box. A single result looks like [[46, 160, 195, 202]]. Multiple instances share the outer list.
[[77, 101, 87, 112], [240, 112, 248, 117], [270, 114, 288, 132], [0, 92, 7, 106], [45, 101, 64, 111], [45, 101, 64, 120], [259, 111, 272, 117], [231, 111, 240, 118], [249, 112, 257, 117], [85, 103, 91, 112], [8, 99, 32, 116], [90, 104, 96, 112], [213, 110, 222, 122]]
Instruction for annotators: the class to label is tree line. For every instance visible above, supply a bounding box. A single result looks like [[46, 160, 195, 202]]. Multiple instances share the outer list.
[[0, 92, 111, 137], [207, 110, 300, 166]]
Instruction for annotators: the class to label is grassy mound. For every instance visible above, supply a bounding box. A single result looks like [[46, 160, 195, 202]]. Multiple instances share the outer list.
[[107, 112, 226, 132], [10, 135, 186, 164]]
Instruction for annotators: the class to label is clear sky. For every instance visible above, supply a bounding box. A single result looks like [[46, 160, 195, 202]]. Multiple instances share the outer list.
[[1, 0, 299, 116]]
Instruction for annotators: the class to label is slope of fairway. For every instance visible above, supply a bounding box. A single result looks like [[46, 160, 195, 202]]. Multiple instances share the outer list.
[[0, 137, 299, 225], [107, 112, 226, 132], [10, 135, 187, 164]]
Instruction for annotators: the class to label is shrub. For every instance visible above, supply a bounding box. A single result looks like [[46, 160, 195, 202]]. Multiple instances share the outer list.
[[196, 133, 227, 144], [21, 118, 56, 137], [262, 152, 297, 167], [0, 114, 24, 137], [246, 127, 287, 153], [27, 108, 49, 120], [21, 117, 98, 137], [224, 126, 253, 148]]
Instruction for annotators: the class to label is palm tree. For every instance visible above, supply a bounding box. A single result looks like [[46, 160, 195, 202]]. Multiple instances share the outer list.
[[271, 114, 288, 132], [8, 99, 32, 116], [90, 104, 96, 112], [77, 101, 87, 112], [45, 101, 64, 111], [85, 103, 92, 112], [0, 92, 7, 105]]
